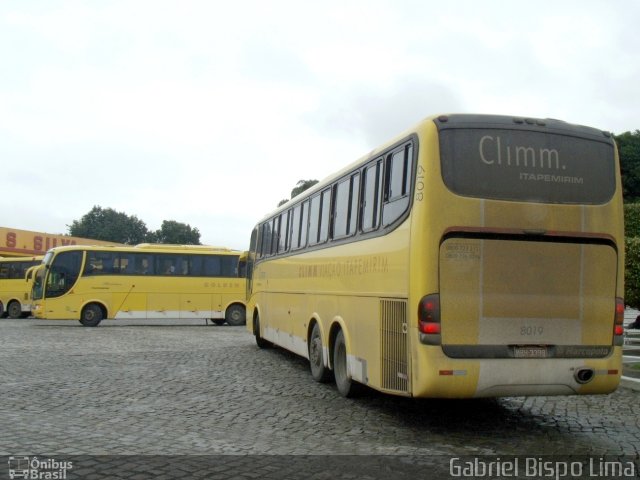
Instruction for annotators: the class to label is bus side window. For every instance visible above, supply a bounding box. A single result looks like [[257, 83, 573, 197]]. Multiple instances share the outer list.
[[333, 177, 350, 238], [361, 159, 383, 232], [134, 254, 152, 275], [84, 256, 98, 275], [290, 204, 302, 250], [278, 210, 290, 253], [333, 173, 360, 239], [308, 194, 321, 245], [260, 222, 272, 259], [382, 144, 413, 227], [318, 188, 331, 244], [271, 216, 280, 256]]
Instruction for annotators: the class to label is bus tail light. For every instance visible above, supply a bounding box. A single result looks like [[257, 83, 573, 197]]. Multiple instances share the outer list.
[[419, 294, 441, 345], [614, 297, 624, 346]]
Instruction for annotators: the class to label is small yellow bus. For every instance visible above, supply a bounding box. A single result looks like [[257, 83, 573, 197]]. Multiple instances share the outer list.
[[32, 244, 246, 327], [246, 113, 624, 398], [0, 256, 42, 318]]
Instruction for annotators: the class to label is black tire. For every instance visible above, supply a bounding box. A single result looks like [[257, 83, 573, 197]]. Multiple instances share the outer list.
[[225, 304, 246, 326], [211, 319, 225, 326], [0, 302, 4, 318], [309, 323, 332, 383], [80, 304, 103, 327], [333, 329, 364, 398], [7, 300, 22, 319], [253, 315, 271, 349]]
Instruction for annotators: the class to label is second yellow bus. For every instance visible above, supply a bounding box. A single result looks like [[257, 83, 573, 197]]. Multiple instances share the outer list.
[[32, 244, 246, 327], [0, 256, 42, 318]]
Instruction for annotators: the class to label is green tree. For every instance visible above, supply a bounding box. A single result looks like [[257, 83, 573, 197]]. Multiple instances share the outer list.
[[276, 180, 319, 207], [626, 237, 640, 308], [616, 130, 640, 201], [68, 206, 149, 244], [150, 220, 201, 245], [291, 179, 318, 199]]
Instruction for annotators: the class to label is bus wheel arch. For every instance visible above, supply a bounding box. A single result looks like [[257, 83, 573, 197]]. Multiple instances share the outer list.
[[7, 300, 22, 319], [80, 302, 106, 327], [307, 319, 332, 383], [225, 303, 246, 326], [329, 322, 364, 398], [253, 308, 271, 348]]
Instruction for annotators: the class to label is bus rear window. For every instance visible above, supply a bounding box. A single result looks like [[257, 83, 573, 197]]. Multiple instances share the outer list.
[[439, 128, 616, 204]]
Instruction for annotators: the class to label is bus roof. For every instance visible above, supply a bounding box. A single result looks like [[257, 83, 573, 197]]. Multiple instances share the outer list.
[[43, 244, 242, 256], [0, 255, 43, 262]]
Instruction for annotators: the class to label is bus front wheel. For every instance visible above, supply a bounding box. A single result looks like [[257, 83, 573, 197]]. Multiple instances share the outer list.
[[309, 323, 332, 383], [7, 300, 22, 319], [333, 329, 363, 398], [225, 304, 246, 326], [80, 304, 104, 327]]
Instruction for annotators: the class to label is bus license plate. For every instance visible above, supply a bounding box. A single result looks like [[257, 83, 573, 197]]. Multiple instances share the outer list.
[[514, 346, 548, 358]]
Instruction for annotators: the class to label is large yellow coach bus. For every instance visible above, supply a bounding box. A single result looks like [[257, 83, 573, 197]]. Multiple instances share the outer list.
[[32, 244, 247, 327], [246, 113, 624, 398], [0, 256, 42, 318]]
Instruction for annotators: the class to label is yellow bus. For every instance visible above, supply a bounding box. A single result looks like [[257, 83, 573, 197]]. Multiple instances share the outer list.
[[32, 244, 247, 327], [246, 113, 624, 398], [0, 256, 43, 318]]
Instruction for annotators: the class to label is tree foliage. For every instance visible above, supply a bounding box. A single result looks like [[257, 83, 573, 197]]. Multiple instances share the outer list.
[[277, 179, 319, 206], [68, 206, 149, 244], [290, 179, 318, 199], [626, 237, 640, 308], [148, 220, 201, 245], [616, 130, 640, 202], [68, 206, 201, 245], [625, 203, 640, 237]]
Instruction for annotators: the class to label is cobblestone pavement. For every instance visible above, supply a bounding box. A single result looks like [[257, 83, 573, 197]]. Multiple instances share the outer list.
[[1, 318, 639, 478]]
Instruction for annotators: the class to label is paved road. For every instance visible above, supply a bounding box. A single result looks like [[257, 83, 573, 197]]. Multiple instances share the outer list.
[[1, 318, 639, 479]]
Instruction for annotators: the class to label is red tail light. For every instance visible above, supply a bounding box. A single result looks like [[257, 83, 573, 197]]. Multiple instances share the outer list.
[[418, 294, 440, 335], [615, 298, 624, 327], [614, 297, 624, 346]]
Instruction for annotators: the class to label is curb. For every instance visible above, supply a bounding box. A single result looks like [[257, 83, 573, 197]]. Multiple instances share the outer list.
[[620, 375, 640, 392]]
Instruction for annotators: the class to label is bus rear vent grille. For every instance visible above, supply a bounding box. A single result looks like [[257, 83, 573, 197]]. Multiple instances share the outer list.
[[380, 299, 409, 394]]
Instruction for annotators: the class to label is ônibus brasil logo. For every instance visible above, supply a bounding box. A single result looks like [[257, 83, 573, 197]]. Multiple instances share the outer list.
[[8, 456, 73, 479]]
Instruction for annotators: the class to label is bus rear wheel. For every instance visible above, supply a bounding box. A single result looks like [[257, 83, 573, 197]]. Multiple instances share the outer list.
[[80, 304, 103, 327], [333, 329, 364, 398], [7, 300, 22, 319], [309, 323, 332, 383], [225, 304, 246, 326]]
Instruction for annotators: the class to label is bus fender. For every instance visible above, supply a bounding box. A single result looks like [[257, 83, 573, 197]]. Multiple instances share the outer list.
[[329, 317, 367, 384], [80, 300, 109, 320], [252, 304, 264, 335], [223, 300, 246, 315], [328, 317, 349, 369], [307, 314, 329, 365]]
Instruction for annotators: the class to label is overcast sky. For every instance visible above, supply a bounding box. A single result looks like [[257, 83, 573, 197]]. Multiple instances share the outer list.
[[2, 0, 639, 250]]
